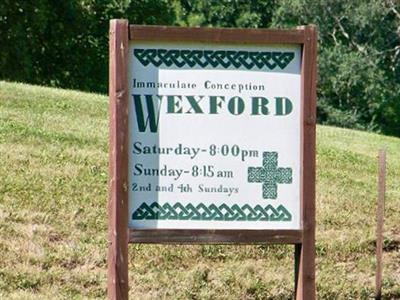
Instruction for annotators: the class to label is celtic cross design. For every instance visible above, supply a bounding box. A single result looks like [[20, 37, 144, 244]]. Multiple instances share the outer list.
[[248, 152, 292, 199]]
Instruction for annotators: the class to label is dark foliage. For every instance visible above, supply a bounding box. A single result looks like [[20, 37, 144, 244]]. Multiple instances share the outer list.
[[0, 0, 176, 93], [1, 0, 399, 135]]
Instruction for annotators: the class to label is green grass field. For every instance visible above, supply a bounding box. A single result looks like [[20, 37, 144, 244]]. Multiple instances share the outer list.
[[0, 81, 399, 299]]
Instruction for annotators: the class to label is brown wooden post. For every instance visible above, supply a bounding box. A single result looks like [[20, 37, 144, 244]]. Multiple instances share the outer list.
[[108, 19, 129, 300], [375, 150, 386, 300], [295, 25, 317, 300]]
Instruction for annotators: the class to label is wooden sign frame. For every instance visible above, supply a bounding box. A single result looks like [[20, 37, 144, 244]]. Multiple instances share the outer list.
[[108, 19, 316, 299]]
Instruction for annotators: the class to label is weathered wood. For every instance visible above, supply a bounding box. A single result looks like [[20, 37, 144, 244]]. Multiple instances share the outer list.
[[130, 229, 302, 244], [129, 25, 305, 44], [375, 150, 386, 300], [295, 25, 317, 300], [108, 19, 129, 300]]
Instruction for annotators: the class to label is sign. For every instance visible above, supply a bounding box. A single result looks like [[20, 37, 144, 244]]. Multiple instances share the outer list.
[[128, 43, 301, 230], [108, 20, 316, 300]]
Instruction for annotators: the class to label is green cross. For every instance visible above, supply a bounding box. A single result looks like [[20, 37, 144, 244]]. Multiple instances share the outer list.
[[248, 152, 292, 199]]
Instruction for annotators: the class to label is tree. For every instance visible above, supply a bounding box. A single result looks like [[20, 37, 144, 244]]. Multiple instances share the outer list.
[[176, 0, 400, 136], [272, 0, 400, 135], [1, 0, 399, 136], [0, 0, 176, 93], [176, 0, 278, 28]]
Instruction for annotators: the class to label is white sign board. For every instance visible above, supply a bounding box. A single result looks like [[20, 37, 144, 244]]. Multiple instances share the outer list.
[[128, 42, 301, 230]]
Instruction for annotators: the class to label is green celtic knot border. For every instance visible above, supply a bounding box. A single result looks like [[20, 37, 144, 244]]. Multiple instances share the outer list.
[[132, 202, 292, 221], [134, 49, 295, 70]]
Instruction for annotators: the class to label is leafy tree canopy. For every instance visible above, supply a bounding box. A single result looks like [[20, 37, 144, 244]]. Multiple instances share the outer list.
[[1, 0, 399, 135]]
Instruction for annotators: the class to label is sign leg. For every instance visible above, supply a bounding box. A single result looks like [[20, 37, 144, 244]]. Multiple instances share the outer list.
[[294, 242, 315, 300], [108, 19, 129, 300], [294, 243, 301, 295]]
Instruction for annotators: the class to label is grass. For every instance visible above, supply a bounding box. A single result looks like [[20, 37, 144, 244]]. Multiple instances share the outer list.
[[0, 81, 399, 299]]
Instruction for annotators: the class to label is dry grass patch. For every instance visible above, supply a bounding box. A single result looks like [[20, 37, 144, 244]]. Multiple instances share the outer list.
[[0, 81, 399, 298]]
